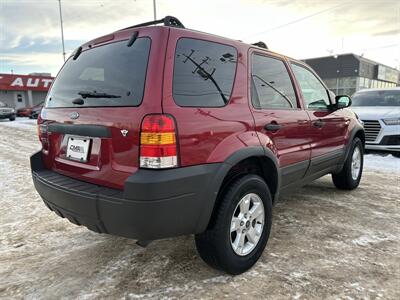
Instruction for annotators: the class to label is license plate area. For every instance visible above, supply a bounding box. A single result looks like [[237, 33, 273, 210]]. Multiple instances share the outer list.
[[66, 136, 91, 163]]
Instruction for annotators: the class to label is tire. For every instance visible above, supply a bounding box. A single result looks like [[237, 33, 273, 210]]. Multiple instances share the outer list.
[[332, 137, 363, 190], [9, 116, 15, 121], [195, 174, 272, 275], [392, 152, 400, 158]]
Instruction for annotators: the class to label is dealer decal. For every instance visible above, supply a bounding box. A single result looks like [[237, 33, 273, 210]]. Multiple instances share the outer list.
[[69, 145, 84, 153]]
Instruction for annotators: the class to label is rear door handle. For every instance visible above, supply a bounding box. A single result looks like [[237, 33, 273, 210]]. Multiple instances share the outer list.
[[313, 120, 324, 128], [264, 123, 282, 131]]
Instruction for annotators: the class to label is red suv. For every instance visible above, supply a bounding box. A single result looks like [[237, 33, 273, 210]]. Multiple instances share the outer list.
[[31, 16, 365, 274]]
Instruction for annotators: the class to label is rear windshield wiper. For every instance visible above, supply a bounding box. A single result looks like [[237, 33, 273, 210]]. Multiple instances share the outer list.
[[78, 91, 121, 99]]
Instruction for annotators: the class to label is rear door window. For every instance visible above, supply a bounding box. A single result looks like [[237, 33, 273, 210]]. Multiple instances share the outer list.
[[251, 54, 298, 109], [173, 38, 237, 107], [46, 38, 151, 108]]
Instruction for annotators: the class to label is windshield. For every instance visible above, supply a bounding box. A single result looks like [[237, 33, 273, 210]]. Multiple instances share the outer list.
[[352, 90, 400, 107], [46, 38, 151, 108]]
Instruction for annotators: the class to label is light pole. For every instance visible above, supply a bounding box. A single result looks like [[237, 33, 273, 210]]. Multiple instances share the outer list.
[[153, 0, 157, 20], [58, 0, 66, 62]]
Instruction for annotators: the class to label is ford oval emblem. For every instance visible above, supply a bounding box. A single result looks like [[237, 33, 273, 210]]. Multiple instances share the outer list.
[[70, 112, 79, 120]]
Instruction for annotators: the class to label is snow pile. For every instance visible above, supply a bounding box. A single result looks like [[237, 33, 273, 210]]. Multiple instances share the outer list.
[[364, 154, 400, 174], [0, 118, 37, 131]]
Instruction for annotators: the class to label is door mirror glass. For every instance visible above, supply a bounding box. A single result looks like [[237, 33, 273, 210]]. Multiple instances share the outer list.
[[335, 95, 352, 109]]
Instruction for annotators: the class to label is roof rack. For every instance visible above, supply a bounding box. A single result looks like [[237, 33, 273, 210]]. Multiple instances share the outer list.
[[119, 16, 185, 31], [252, 41, 268, 49]]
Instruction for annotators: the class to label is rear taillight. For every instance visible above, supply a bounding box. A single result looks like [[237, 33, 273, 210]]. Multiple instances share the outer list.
[[37, 115, 49, 149], [37, 114, 42, 139], [139, 114, 178, 169]]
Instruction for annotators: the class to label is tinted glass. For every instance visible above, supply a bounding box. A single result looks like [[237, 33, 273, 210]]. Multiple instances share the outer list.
[[291, 64, 330, 110], [252, 55, 297, 109], [352, 90, 400, 106], [46, 38, 151, 108], [173, 38, 237, 107]]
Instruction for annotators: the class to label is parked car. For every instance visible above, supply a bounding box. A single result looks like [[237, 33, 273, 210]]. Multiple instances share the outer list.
[[30, 16, 365, 274], [29, 102, 44, 119], [17, 107, 32, 117], [17, 102, 44, 118], [0, 101, 16, 121], [351, 88, 400, 157], [17, 108, 29, 117]]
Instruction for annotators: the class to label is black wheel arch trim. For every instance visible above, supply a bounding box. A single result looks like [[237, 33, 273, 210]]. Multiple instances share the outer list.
[[214, 146, 280, 199], [344, 125, 365, 163], [197, 146, 280, 232]]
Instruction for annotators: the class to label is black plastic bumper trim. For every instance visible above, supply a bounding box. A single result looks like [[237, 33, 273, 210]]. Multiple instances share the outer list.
[[47, 123, 111, 138], [30, 151, 222, 240]]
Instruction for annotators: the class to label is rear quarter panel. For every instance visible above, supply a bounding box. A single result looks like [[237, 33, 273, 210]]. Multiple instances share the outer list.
[[162, 29, 260, 166]]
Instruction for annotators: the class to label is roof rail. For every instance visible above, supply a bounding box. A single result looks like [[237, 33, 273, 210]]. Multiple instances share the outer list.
[[252, 41, 268, 49], [119, 16, 185, 31]]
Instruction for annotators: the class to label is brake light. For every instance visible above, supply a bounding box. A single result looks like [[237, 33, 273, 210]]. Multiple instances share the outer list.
[[140, 114, 178, 169], [37, 114, 42, 140], [37, 115, 49, 149]]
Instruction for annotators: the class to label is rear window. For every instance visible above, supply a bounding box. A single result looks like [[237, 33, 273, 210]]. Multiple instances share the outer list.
[[352, 90, 400, 106], [173, 38, 237, 107], [46, 38, 151, 108]]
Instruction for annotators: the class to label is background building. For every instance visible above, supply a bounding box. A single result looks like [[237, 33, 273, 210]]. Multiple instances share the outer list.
[[0, 73, 53, 109], [303, 54, 400, 96]]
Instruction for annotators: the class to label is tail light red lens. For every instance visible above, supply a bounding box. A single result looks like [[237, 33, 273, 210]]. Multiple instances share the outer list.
[[140, 114, 178, 169], [37, 115, 49, 149]]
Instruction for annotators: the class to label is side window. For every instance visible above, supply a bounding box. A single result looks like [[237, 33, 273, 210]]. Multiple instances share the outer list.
[[251, 54, 297, 109], [291, 63, 330, 110], [173, 38, 237, 107]]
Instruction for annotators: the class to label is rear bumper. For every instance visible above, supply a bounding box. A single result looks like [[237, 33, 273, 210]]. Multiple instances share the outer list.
[[31, 151, 222, 240]]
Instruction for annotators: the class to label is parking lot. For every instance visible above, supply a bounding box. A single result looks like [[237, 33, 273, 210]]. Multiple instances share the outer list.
[[0, 118, 399, 299]]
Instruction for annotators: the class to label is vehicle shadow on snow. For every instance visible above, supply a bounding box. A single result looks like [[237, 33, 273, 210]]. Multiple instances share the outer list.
[[60, 178, 345, 294], [33, 177, 362, 298], [67, 232, 225, 295]]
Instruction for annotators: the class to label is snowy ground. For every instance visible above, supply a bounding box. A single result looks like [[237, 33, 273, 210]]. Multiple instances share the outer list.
[[0, 118, 399, 299]]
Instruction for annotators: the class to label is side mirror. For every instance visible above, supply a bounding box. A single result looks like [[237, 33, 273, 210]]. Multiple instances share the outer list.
[[334, 95, 352, 109]]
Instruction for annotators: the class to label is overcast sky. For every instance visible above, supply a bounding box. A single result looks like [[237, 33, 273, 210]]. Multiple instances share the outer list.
[[1, 0, 399, 76]]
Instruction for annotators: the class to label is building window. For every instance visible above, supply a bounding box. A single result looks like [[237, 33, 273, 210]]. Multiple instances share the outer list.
[[17, 94, 23, 102], [364, 78, 370, 88], [359, 77, 364, 88]]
